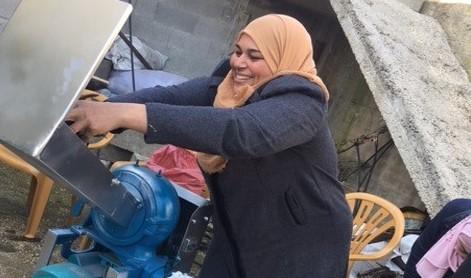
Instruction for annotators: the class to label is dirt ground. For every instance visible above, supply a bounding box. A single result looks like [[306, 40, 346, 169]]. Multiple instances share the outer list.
[[0, 163, 72, 277]]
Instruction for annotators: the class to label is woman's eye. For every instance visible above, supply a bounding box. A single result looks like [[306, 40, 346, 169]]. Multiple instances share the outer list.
[[231, 50, 242, 57], [249, 55, 264, 61]]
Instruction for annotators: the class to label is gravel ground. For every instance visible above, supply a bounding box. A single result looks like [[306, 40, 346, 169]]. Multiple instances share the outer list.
[[0, 163, 72, 277]]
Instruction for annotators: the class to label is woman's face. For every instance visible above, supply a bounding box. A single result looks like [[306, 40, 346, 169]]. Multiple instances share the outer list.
[[229, 34, 272, 90]]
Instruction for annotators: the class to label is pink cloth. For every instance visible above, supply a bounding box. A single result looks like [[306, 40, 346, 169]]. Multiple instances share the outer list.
[[145, 145, 206, 197], [416, 215, 471, 277]]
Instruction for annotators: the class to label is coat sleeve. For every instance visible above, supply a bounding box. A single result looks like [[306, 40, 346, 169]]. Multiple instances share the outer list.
[[108, 77, 218, 106], [144, 86, 327, 159]]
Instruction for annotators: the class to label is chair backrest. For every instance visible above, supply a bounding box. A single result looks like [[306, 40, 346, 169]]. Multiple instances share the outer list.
[[346, 192, 405, 271], [78, 89, 114, 150], [0, 144, 39, 176]]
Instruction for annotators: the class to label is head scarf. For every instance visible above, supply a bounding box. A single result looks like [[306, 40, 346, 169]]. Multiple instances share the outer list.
[[197, 14, 329, 174]]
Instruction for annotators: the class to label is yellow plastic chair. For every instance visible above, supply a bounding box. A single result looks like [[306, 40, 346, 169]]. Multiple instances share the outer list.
[[0, 145, 54, 239], [346, 192, 405, 273], [0, 90, 113, 239]]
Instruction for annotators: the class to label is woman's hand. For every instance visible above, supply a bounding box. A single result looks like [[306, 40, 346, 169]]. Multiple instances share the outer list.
[[66, 100, 148, 136]]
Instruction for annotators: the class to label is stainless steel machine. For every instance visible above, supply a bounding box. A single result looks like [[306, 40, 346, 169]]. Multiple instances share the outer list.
[[0, 1, 211, 277]]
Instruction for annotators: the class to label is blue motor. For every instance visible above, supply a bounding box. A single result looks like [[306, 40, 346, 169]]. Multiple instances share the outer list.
[[33, 165, 180, 278]]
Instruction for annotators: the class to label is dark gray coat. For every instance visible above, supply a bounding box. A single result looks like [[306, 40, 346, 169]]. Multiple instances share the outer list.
[[110, 75, 352, 278]]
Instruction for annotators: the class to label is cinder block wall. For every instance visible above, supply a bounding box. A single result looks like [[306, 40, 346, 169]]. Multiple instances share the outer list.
[[129, 0, 249, 78]]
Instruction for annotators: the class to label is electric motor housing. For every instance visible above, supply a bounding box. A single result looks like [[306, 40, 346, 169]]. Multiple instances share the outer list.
[[91, 164, 180, 248]]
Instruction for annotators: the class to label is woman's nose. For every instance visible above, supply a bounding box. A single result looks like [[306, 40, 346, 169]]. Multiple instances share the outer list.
[[233, 54, 248, 68]]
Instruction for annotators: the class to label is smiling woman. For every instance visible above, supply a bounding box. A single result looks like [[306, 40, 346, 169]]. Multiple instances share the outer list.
[[229, 34, 272, 90], [67, 14, 352, 278]]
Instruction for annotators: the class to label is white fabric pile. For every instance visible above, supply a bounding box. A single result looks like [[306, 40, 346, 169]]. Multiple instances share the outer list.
[[106, 35, 168, 71], [107, 69, 187, 95], [167, 271, 193, 278], [349, 234, 419, 277]]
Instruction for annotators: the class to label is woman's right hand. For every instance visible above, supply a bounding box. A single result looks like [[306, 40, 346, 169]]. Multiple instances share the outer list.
[[66, 100, 148, 136]]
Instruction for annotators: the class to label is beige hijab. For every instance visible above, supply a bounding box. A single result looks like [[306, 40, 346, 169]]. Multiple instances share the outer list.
[[197, 14, 329, 174]]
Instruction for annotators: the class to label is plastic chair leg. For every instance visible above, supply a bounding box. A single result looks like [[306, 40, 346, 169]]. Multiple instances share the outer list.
[[66, 195, 80, 226], [24, 174, 54, 239], [25, 177, 38, 215]]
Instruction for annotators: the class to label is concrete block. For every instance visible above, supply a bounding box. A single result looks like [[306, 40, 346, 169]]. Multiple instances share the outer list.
[[167, 0, 233, 20], [396, 0, 425, 11], [166, 41, 226, 78], [208, 40, 230, 60], [421, 1, 471, 78], [130, 18, 173, 55], [165, 30, 218, 78], [330, 0, 471, 215], [129, 0, 157, 26], [153, 2, 199, 34], [168, 29, 211, 53], [0, 17, 7, 33], [0, 0, 21, 18], [164, 39, 217, 78], [193, 16, 233, 41]]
